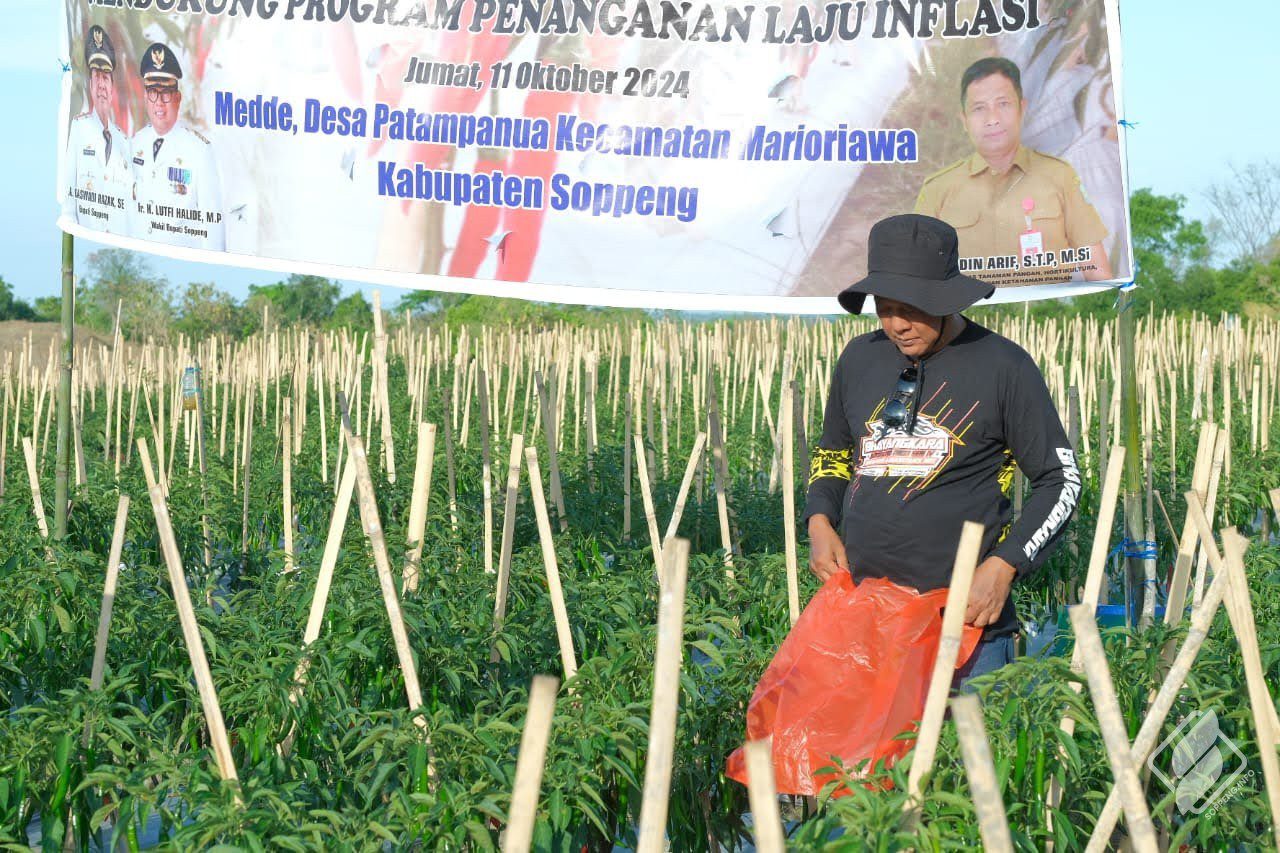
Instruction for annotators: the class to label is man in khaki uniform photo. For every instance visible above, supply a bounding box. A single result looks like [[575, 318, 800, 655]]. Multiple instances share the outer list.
[[914, 57, 1113, 284]]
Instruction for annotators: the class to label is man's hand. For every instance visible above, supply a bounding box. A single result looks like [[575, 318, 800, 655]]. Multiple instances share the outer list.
[[965, 555, 1017, 627], [807, 515, 849, 583]]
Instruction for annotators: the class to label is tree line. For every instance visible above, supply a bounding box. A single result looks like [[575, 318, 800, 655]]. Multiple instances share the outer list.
[[3, 176, 1278, 338]]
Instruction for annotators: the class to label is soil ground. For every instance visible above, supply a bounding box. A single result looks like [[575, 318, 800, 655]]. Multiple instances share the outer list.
[[0, 320, 118, 370]]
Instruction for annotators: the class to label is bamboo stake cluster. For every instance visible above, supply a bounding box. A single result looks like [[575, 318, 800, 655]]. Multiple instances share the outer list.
[[7, 304, 1280, 846]]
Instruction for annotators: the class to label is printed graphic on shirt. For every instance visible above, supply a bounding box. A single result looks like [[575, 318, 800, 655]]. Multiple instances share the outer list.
[[997, 449, 1016, 497], [808, 447, 853, 485], [1020, 447, 1081, 561], [848, 381, 984, 503], [857, 411, 961, 480]]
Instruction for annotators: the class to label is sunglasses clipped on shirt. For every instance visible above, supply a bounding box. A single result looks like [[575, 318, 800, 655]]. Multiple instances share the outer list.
[[881, 366, 921, 434]]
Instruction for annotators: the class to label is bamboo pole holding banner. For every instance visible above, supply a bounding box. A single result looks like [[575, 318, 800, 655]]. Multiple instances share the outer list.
[[1117, 289, 1146, 625]]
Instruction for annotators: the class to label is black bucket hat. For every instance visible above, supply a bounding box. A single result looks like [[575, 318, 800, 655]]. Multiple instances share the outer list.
[[837, 214, 994, 316]]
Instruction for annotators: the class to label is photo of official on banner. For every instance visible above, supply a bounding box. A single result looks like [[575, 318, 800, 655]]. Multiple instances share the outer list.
[[57, 0, 1132, 311]]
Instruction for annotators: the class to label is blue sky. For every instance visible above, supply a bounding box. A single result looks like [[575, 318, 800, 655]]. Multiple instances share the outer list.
[[2, 0, 1277, 304]]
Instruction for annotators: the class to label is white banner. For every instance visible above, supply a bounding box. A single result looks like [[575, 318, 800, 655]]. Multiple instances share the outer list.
[[58, 0, 1132, 312]]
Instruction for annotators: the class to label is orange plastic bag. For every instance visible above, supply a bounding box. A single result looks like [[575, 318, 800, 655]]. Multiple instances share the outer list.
[[726, 573, 982, 796]]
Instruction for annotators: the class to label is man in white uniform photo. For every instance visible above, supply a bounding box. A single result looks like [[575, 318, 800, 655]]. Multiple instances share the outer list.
[[62, 25, 132, 233], [130, 42, 225, 251]]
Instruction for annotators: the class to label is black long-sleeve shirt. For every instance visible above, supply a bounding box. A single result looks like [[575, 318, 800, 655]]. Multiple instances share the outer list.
[[802, 318, 1080, 637]]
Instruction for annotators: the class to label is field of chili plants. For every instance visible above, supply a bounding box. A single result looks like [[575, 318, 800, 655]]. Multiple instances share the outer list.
[[1, 311, 1279, 850]]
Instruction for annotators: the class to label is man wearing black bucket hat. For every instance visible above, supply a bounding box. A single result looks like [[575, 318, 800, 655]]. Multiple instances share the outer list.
[[803, 214, 1080, 689]]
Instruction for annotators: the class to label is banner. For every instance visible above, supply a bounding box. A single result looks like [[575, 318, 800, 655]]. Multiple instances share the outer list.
[[57, 0, 1132, 312]]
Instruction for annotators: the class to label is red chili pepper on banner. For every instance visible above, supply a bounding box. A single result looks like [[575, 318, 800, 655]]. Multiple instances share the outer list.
[[496, 88, 579, 281], [447, 157, 506, 278]]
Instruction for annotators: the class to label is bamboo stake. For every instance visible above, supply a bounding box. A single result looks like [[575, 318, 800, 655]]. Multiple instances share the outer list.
[[902, 520, 982, 823], [502, 674, 560, 853], [662, 432, 706, 545], [137, 441, 239, 790], [634, 433, 663, 570], [279, 456, 356, 758], [194, 363, 212, 570], [338, 398, 436, 778], [1068, 605, 1158, 852], [1044, 447, 1126, 836], [1086, 494, 1232, 850], [781, 381, 799, 626], [622, 391, 633, 542], [525, 448, 579, 682], [479, 365, 494, 575], [87, 496, 129, 696], [535, 369, 568, 532], [317, 354, 328, 482], [241, 388, 253, 571], [1220, 530, 1280, 850], [491, 434, 524, 662], [1163, 422, 1216, 628], [1082, 445, 1127, 608], [1190, 425, 1228, 607], [707, 384, 735, 577], [742, 738, 786, 853], [282, 399, 295, 572], [635, 538, 690, 853], [371, 292, 396, 483], [22, 436, 49, 540], [403, 422, 436, 594], [951, 694, 1015, 853], [442, 391, 459, 533], [0, 379, 7, 499]]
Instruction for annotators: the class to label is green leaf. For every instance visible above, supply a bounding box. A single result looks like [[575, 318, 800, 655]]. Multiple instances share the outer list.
[[52, 603, 73, 634]]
